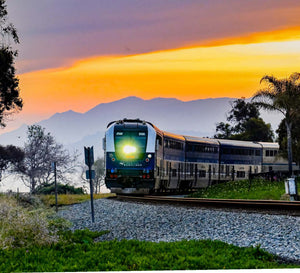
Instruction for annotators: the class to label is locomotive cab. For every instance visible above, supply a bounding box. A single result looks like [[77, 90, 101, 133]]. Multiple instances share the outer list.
[[105, 119, 156, 194]]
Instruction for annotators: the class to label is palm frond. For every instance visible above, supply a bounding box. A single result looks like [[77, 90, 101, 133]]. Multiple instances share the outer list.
[[288, 72, 300, 83], [260, 75, 283, 94], [252, 89, 276, 101], [252, 101, 285, 115]]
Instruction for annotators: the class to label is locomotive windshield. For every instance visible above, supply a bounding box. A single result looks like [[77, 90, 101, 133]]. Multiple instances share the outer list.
[[114, 130, 147, 160]]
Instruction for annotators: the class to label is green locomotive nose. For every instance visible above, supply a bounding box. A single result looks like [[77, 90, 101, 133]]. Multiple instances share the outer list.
[[114, 130, 147, 161]]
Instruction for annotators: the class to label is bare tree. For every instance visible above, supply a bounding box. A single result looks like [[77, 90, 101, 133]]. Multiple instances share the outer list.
[[17, 125, 78, 193], [80, 157, 105, 194], [93, 158, 105, 193]]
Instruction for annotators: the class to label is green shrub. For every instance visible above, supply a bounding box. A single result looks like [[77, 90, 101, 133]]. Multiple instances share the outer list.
[[0, 195, 67, 249], [34, 183, 84, 195]]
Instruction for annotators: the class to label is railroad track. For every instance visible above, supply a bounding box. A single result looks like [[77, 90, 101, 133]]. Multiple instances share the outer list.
[[116, 195, 300, 215]]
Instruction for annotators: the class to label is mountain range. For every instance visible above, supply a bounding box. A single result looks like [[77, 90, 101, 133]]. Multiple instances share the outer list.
[[0, 96, 281, 158]]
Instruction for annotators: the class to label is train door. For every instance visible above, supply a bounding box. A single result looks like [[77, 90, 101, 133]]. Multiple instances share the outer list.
[[231, 166, 235, 181], [194, 164, 198, 187], [177, 163, 181, 188], [208, 165, 212, 187]]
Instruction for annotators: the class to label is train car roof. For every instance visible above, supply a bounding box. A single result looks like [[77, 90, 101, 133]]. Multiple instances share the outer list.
[[184, 135, 219, 145], [217, 139, 261, 148], [163, 131, 186, 141], [258, 142, 279, 149]]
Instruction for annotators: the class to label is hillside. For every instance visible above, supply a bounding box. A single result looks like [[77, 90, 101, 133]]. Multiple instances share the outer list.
[[0, 96, 281, 158]]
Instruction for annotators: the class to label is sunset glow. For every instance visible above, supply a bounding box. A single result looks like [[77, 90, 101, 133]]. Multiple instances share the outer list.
[[2, 0, 300, 134], [19, 28, 300, 115]]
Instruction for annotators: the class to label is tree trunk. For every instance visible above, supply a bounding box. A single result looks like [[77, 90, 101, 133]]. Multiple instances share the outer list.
[[285, 120, 293, 176]]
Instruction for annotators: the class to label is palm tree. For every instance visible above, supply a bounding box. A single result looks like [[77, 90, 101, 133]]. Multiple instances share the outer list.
[[252, 72, 300, 176]]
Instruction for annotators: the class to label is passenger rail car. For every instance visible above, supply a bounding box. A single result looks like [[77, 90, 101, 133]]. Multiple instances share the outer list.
[[104, 119, 296, 194]]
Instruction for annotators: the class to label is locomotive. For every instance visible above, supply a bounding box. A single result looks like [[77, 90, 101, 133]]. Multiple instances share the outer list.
[[104, 118, 295, 194]]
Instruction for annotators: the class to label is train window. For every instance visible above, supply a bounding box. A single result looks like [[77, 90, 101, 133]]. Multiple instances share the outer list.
[[222, 148, 229, 154], [186, 144, 193, 151], [199, 170, 206, 177], [156, 136, 162, 146], [237, 171, 245, 178], [165, 139, 183, 150], [266, 150, 277, 157], [187, 144, 218, 153], [164, 140, 169, 148], [255, 150, 261, 156], [266, 150, 274, 156]]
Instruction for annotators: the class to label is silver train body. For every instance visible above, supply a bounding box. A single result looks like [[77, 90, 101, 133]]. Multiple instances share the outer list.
[[104, 119, 296, 194]]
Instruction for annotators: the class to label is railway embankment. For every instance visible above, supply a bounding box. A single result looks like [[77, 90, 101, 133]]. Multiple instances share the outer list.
[[189, 178, 300, 200], [1, 193, 299, 270], [58, 197, 300, 263]]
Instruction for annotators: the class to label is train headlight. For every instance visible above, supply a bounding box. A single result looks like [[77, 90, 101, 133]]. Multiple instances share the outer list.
[[123, 145, 137, 154]]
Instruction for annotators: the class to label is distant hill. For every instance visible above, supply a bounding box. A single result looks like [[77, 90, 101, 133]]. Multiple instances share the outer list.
[[0, 96, 281, 158]]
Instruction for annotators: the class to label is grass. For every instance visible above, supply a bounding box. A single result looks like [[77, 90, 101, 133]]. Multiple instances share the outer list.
[[190, 179, 300, 200], [39, 193, 116, 207], [1, 191, 299, 271], [0, 230, 298, 272]]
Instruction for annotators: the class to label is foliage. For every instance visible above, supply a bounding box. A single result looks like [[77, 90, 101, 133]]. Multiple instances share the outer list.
[[252, 72, 300, 174], [189, 179, 298, 200], [0, 237, 296, 272], [93, 157, 105, 193], [0, 193, 297, 271], [214, 122, 232, 139], [34, 183, 84, 195], [0, 195, 60, 249], [230, 117, 274, 141], [0, 0, 23, 127], [0, 144, 24, 181], [227, 98, 260, 132], [16, 125, 79, 193], [81, 157, 105, 194], [39, 193, 115, 207], [277, 116, 300, 166], [59, 229, 109, 244], [8, 192, 44, 209], [214, 98, 273, 141]]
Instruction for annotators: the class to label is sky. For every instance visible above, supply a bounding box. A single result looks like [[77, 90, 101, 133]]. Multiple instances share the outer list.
[[3, 0, 300, 133]]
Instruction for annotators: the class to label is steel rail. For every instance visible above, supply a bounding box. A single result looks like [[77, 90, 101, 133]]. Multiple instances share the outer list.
[[116, 195, 300, 213]]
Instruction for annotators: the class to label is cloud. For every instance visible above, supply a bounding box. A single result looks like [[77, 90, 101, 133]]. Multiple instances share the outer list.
[[18, 35, 300, 119], [7, 0, 300, 73]]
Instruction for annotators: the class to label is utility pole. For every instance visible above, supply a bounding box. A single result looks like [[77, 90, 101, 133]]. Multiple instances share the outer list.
[[52, 161, 58, 212], [84, 146, 95, 223]]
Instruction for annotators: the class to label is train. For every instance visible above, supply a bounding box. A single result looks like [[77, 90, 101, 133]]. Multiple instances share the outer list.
[[104, 118, 296, 194]]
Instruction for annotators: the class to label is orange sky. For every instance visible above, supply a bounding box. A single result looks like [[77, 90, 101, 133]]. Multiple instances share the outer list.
[[19, 27, 300, 115]]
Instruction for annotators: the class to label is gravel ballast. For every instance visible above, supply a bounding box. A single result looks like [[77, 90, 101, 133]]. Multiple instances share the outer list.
[[58, 198, 300, 262]]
